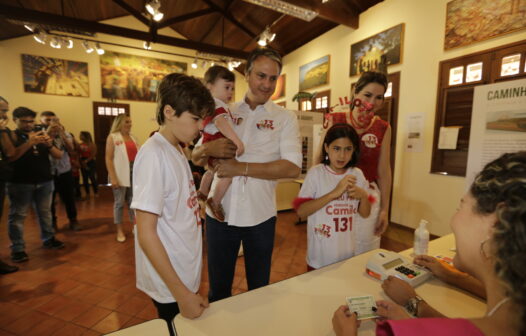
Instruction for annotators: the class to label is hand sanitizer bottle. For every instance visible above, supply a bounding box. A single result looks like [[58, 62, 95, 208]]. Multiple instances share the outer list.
[[414, 219, 429, 255]]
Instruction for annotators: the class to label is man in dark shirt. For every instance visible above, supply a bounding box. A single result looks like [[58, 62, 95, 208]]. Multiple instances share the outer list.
[[7, 107, 65, 263]]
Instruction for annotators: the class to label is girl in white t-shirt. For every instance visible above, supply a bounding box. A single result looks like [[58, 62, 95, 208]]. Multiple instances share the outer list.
[[294, 123, 372, 270], [131, 74, 214, 336]]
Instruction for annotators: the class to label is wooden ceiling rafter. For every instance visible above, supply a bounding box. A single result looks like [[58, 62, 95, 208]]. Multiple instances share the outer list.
[[111, 0, 150, 27], [201, 0, 258, 39], [157, 8, 217, 28], [0, 3, 249, 59]]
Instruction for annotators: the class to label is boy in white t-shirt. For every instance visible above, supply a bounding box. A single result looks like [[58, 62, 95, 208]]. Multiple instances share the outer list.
[[131, 73, 214, 335]]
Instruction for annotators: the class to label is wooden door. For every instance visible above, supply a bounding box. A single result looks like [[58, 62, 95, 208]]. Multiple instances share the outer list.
[[92, 102, 130, 184]]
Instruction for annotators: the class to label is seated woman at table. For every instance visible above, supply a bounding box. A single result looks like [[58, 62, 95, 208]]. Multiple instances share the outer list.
[[332, 151, 526, 336], [379, 254, 486, 318]]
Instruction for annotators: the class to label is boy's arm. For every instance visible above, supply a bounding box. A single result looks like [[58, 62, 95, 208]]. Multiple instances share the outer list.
[[136, 210, 208, 319], [214, 117, 243, 150]]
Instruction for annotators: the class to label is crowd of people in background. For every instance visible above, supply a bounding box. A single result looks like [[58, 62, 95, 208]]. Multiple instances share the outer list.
[[0, 95, 99, 272]]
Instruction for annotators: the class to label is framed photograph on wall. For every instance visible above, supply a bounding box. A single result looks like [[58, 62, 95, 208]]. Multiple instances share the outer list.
[[100, 51, 187, 102], [349, 23, 404, 77], [299, 55, 330, 91], [21, 54, 89, 97], [271, 74, 286, 100], [445, 0, 526, 50]]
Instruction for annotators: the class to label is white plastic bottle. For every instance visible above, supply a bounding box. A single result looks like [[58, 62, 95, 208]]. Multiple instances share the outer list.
[[414, 219, 430, 255]]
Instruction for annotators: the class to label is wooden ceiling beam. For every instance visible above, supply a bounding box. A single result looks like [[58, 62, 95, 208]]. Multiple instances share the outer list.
[[201, 0, 257, 39], [111, 0, 150, 27], [0, 3, 249, 59], [157, 8, 217, 29]]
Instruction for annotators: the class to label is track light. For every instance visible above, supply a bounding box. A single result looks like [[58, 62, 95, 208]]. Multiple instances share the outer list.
[[95, 43, 105, 55], [82, 41, 94, 53], [24, 24, 36, 32], [65, 38, 73, 48], [33, 29, 47, 44], [145, 0, 164, 22], [143, 41, 152, 50], [258, 26, 275, 47], [191, 58, 198, 69], [50, 36, 62, 48]]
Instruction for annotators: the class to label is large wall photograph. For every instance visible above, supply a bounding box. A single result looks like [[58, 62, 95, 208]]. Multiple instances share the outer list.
[[445, 0, 526, 50], [349, 23, 404, 76], [100, 51, 187, 102], [299, 55, 330, 91], [21, 54, 89, 97]]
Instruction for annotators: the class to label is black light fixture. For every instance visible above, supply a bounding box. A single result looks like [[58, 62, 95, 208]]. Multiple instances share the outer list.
[[145, 0, 164, 22]]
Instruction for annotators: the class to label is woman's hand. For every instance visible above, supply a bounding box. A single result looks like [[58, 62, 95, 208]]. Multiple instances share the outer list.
[[374, 209, 389, 236], [332, 305, 360, 336], [381, 275, 417, 306], [178, 292, 209, 319], [413, 255, 454, 282], [375, 300, 411, 321]]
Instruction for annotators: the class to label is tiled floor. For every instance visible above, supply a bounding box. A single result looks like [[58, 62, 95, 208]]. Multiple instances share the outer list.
[[0, 187, 411, 335]]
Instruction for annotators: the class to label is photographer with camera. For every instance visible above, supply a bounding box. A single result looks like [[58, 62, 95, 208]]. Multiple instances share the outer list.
[[41, 111, 80, 231], [6, 107, 65, 263]]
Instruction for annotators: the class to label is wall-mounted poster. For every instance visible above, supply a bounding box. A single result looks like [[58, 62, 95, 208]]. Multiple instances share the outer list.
[[21, 54, 89, 97], [299, 55, 330, 91], [271, 74, 286, 100], [445, 0, 526, 50], [100, 51, 187, 102], [349, 23, 404, 77]]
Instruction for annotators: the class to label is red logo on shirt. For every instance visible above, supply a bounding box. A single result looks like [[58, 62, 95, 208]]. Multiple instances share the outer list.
[[362, 133, 379, 148], [314, 224, 332, 238], [256, 119, 274, 130]]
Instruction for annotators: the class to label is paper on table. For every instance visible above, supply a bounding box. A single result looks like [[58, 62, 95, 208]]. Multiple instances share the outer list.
[[438, 126, 461, 149]]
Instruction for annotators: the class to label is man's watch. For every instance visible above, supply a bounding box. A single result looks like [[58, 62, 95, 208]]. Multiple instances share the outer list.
[[405, 295, 424, 317]]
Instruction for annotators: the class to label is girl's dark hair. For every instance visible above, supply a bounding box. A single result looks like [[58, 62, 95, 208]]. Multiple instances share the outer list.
[[204, 65, 235, 84], [321, 123, 360, 168], [156, 73, 215, 125], [470, 151, 526, 334], [80, 131, 93, 144]]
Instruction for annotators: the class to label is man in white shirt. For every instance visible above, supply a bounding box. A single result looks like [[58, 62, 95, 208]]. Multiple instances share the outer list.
[[192, 48, 302, 302]]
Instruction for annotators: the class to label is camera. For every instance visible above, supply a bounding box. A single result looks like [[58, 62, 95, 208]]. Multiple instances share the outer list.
[[33, 124, 46, 132]]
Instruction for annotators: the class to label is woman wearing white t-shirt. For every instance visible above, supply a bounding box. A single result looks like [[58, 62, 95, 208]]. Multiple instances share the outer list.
[[131, 74, 214, 335], [295, 124, 371, 270]]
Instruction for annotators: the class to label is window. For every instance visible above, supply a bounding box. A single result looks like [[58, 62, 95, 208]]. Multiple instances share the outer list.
[[431, 40, 526, 176], [298, 90, 330, 113]]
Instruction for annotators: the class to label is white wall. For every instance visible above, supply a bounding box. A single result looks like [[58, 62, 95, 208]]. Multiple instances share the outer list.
[[0, 16, 246, 145], [278, 0, 526, 235]]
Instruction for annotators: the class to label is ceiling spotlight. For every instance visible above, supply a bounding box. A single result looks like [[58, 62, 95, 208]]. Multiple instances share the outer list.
[[50, 36, 62, 48], [146, 0, 164, 22], [201, 60, 208, 68], [191, 58, 198, 69], [24, 24, 36, 32], [95, 43, 105, 55], [258, 26, 275, 46], [210, 61, 215, 67], [143, 41, 152, 50], [33, 29, 47, 44], [65, 38, 74, 49], [228, 62, 234, 71], [82, 41, 94, 53]]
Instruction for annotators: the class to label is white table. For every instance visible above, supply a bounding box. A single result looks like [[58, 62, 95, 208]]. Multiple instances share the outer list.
[[105, 319, 169, 336], [174, 234, 486, 336]]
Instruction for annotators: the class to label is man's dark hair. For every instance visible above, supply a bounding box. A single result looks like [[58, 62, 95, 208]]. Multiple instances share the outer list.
[[204, 65, 235, 84], [245, 48, 282, 75], [13, 107, 37, 119], [156, 73, 215, 125], [41, 111, 56, 117], [0, 96, 8, 104]]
